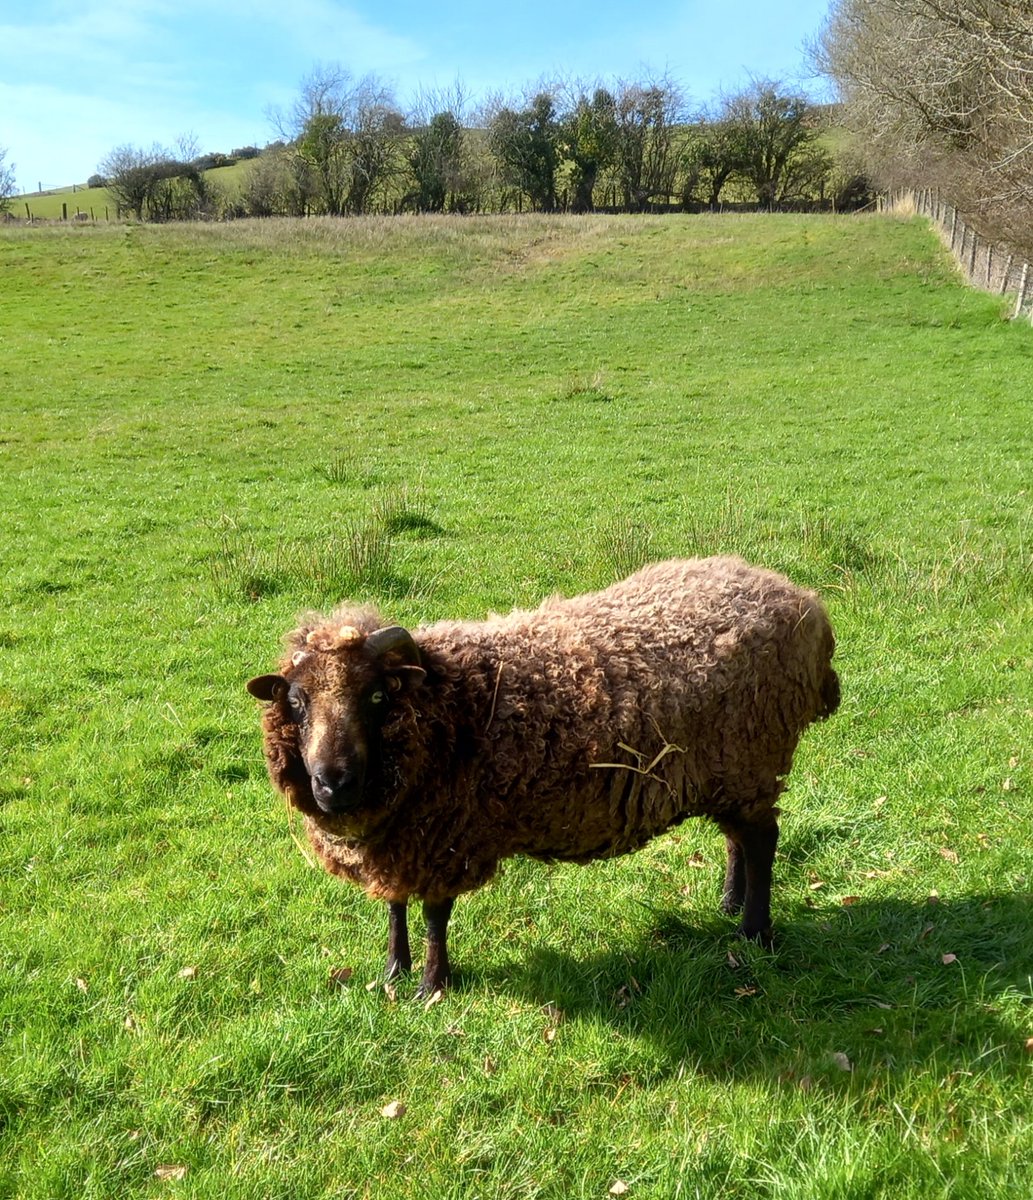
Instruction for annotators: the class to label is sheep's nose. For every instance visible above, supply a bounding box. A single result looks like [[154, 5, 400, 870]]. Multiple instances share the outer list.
[[311, 766, 361, 813]]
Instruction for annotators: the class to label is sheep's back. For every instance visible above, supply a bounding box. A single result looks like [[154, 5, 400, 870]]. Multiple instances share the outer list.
[[403, 557, 833, 870]]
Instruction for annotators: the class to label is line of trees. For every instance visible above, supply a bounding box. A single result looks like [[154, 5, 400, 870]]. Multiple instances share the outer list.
[[90, 68, 869, 223], [814, 0, 1033, 254]]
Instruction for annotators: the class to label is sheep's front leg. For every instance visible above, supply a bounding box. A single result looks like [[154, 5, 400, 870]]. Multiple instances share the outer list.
[[416, 897, 454, 998], [385, 900, 412, 980], [719, 816, 779, 948]]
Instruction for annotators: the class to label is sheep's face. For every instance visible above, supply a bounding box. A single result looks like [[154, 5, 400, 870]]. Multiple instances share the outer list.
[[247, 624, 425, 838]]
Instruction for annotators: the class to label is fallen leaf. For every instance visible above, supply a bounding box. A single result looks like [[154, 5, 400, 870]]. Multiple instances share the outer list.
[[866, 1027, 885, 1036], [124, 1014, 139, 1033], [365, 979, 381, 992], [541, 1003, 564, 1024], [610, 1182, 630, 1196], [840, 895, 861, 906], [798, 1075, 814, 1092], [942, 953, 958, 964], [1024, 1038, 1033, 1054], [383, 982, 398, 1003], [808, 880, 825, 891], [423, 988, 445, 1011], [177, 966, 198, 980], [686, 851, 706, 867], [938, 848, 959, 864], [155, 1164, 188, 1181], [483, 1055, 497, 1075], [543, 1026, 559, 1044], [734, 986, 758, 997], [380, 1100, 406, 1119], [328, 967, 353, 987], [1009, 756, 1019, 770], [919, 924, 935, 941], [75, 977, 89, 994], [1002, 777, 1015, 791], [876, 943, 891, 955], [831, 1052, 852, 1072], [726, 951, 742, 970]]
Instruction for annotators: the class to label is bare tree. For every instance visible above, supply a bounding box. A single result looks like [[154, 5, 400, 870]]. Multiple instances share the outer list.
[[0, 147, 15, 214], [99, 142, 218, 221], [611, 78, 684, 211], [718, 81, 833, 210], [279, 65, 403, 215], [405, 85, 471, 213], [814, 0, 1033, 244]]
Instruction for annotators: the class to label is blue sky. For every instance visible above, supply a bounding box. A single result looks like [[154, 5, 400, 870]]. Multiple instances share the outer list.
[[1, 0, 832, 193]]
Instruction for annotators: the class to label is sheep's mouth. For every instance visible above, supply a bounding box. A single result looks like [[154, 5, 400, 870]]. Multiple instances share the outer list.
[[308, 804, 389, 844]]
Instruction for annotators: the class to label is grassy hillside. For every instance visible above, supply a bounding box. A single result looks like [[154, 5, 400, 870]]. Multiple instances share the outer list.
[[0, 213, 1030, 1199]]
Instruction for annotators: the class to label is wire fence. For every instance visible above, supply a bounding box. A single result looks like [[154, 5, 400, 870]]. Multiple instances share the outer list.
[[880, 188, 1033, 321]]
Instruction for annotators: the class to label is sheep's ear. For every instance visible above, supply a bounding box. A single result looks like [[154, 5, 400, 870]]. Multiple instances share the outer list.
[[246, 674, 288, 701]]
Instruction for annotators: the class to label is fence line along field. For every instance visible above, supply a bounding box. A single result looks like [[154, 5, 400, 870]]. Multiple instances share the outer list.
[[0, 212, 1030, 1199]]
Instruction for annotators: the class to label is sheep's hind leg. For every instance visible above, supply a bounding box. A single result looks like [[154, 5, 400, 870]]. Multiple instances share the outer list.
[[385, 901, 412, 980], [718, 815, 779, 949], [721, 837, 746, 915], [416, 897, 454, 998]]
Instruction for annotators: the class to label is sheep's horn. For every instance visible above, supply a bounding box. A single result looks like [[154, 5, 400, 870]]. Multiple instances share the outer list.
[[366, 625, 421, 667]]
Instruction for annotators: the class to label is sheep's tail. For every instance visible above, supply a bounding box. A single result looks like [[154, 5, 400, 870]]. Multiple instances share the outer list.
[[818, 665, 841, 720]]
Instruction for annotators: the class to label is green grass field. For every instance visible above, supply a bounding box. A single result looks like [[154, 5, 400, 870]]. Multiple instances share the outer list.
[[0, 213, 1030, 1199]]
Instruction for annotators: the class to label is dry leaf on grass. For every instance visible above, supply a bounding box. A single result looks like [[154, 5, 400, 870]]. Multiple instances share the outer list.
[[177, 966, 198, 980], [328, 967, 353, 987], [380, 1100, 406, 1119], [155, 1164, 188, 1181], [610, 1182, 630, 1196], [423, 988, 445, 1011], [938, 848, 959, 864], [1024, 1038, 1033, 1054], [831, 1052, 852, 1072], [840, 895, 860, 906]]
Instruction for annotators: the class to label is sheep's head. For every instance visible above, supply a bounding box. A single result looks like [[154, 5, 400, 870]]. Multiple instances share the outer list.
[[247, 622, 425, 837]]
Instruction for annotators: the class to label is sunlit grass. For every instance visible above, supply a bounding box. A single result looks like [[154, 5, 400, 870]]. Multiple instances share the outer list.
[[0, 213, 1030, 1199]]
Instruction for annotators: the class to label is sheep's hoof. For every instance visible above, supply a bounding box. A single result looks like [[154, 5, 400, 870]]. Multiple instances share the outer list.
[[414, 978, 449, 1002], [720, 892, 745, 916], [384, 957, 412, 981], [738, 924, 774, 951]]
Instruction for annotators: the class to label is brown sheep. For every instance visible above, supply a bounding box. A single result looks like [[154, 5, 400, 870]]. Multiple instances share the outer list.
[[247, 557, 840, 996]]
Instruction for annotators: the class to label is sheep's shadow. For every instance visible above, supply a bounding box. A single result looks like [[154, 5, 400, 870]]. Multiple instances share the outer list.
[[464, 892, 1032, 1084]]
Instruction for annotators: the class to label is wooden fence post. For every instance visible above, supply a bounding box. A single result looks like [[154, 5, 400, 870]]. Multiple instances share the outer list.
[[968, 230, 978, 278], [985, 244, 994, 289], [1000, 254, 1013, 295], [1013, 262, 1029, 319], [62, 202, 67, 220], [949, 208, 958, 249]]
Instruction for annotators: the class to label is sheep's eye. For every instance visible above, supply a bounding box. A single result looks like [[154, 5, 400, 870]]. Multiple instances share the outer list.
[[287, 684, 309, 716], [369, 689, 387, 706]]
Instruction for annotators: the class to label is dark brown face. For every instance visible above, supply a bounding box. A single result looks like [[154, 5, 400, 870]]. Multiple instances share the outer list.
[[247, 624, 424, 830]]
